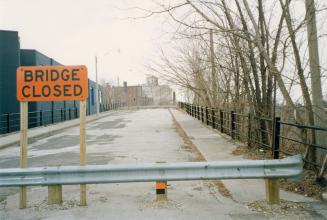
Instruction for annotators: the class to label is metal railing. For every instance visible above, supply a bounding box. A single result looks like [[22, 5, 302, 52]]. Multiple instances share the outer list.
[[179, 102, 327, 171], [0, 102, 126, 135], [0, 155, 302, 187]]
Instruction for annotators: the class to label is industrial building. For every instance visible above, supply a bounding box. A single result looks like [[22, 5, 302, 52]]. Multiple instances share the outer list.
[[142, 75, 173, 105], [103, 76, 173, 107], [0, 30, 105, 134]]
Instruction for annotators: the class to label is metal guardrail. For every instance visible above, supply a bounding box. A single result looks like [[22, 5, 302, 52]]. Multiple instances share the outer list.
[[0, 155, 302, 187]]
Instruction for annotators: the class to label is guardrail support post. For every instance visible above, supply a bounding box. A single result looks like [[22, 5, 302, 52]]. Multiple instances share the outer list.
[[156, 181, 167, 201], [231, 111, 235, 139], [265, 178, 280, 205], [156, 161, 167, 201], [272, 117, 281, 159], [48, 185, 62, 205]]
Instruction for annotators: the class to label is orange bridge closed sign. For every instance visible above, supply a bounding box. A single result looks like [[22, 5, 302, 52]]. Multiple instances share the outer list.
[[17, 65, 88, 102]]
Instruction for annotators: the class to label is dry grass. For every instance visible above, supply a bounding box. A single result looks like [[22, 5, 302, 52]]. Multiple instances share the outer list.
[[232, 145, 326, 200]]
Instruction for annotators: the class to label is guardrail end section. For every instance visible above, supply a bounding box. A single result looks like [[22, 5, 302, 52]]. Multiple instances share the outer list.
[[285, 155, 303, 182]]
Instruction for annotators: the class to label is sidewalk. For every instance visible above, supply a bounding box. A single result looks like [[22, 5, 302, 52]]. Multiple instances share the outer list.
[[170, 108, 317, 204], [0, 109, 123, 149]]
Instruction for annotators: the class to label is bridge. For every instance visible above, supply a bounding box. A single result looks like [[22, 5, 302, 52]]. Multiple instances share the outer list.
[[0, 106, 326, 219]]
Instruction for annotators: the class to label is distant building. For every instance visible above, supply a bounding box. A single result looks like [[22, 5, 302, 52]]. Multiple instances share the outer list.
[[146, 75, 158, 86], [142, 75, 173, 105], [105, 82, 151, 107], [103, 76, 173, 107]]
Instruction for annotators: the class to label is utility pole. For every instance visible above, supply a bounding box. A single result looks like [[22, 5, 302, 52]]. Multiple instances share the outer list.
[[95, 56, 99, 116], [305, 0, 327, 164]]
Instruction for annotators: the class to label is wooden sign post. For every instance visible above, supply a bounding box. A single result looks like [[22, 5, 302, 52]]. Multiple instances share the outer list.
[[16, 65, 88, 208], [19, 102, 28, 209], [79, 100, 87, 206]]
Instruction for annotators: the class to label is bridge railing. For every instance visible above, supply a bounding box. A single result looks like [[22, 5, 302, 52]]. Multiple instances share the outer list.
[[0, 102, 126, 135], [178, 102, 327, 175]]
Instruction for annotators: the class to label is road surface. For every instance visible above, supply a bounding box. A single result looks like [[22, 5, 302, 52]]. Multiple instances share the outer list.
[[0, 108, 325, 219]]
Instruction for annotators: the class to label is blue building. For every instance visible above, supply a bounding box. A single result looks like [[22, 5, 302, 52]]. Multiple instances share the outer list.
[[0, 30, 104, 134]]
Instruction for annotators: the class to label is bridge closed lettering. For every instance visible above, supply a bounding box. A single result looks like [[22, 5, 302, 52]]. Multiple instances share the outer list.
[[17, 65, 88, 101]]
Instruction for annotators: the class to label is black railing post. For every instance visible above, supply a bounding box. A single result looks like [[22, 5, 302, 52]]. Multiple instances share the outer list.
[[40, 110, 43, 126], [196, 105, 198, 119], [193, 105, 195, 118], [220, 110, 224, 133], [75, 107, 78, 118], [191, 104, 194, 117], [6, 113, 10, 133], [272, 117, 281, 159], [51, 109, 54, 124], [69, 108, 71, 120], [212, 109, 216, 129], [194, 105, 196, 118], [61, 108, 64, 121], [192, 105, 195, 117], [206, 107, 209, 125], [197, 106, 200, 120], [247, 113, 251, 147], [231, 111, 235, 139], [201, 107, 204, 123]]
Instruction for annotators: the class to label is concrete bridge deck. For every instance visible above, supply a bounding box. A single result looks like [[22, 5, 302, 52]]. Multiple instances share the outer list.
[[0, 108, 326, 219]]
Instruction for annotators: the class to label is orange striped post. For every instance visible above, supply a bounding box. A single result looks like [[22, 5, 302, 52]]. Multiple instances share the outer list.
[[156, 181, 167, 201]]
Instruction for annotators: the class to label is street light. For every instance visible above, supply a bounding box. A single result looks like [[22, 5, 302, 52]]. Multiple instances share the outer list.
[[95, 49, 120, 116]]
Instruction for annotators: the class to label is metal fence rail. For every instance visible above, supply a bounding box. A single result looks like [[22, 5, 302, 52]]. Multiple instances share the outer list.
[[0, 102, 126, 135], [179, 102, 327, 171], [0, 155, 302, 187]]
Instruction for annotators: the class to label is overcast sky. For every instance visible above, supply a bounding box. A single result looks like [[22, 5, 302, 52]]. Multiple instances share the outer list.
[[0, 0, 171, 86], [1, 0, 326, 101]]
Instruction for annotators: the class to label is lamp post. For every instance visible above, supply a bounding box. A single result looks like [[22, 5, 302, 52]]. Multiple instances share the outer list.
[[95, 56, 99, 116], [94, 49, 120, 116]]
